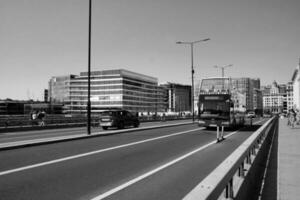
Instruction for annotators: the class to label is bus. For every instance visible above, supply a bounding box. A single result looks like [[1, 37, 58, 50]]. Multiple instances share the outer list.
[[197, 77, 246, 128]]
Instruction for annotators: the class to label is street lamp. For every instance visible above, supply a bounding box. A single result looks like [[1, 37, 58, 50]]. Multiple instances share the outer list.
[[213, 64, 233, 77], [87, 0, 92, 135], [213, 64, 233, 91], [176, 38, 210, 122]]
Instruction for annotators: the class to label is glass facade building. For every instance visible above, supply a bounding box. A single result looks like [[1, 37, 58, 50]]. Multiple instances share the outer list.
[[159, 83, 191, 113], [64, 69, 163, 114]]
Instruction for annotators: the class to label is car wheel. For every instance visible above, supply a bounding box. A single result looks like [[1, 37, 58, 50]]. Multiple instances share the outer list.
[[102, 126, 108, 130]]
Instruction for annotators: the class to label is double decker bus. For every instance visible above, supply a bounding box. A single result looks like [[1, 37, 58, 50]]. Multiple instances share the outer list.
[[197, 77, 246, 128]]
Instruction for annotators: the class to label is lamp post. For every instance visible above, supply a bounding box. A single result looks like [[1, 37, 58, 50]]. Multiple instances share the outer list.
[[176, 38, 210, 122], [213, 64, 233, 77], [87, 0, 92, 135]]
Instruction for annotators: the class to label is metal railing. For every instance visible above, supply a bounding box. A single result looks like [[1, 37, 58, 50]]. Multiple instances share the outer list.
[[183, 116, 278, 200], [0, 114, 192, 131]]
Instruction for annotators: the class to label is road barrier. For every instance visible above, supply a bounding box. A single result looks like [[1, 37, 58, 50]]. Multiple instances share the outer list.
[[184, 116, 278, 200], [0, 114, 192, 133]]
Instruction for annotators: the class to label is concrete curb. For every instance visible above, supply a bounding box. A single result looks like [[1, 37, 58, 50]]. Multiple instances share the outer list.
[[0, 121, 194, 151]]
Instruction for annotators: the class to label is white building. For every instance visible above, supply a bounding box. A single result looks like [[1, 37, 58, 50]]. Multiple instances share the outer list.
[[287, 82, 293, 111], [291, 61, 300, 110], [263, 81, 286, 114]]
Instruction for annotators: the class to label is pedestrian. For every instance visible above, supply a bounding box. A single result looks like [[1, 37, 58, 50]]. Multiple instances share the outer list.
[[288, 109, 296, 128], [37, 110, 46, 126], [31, 111, 37, 126]]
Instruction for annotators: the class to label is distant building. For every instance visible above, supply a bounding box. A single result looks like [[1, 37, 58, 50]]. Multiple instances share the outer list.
[[49, 69, 165, 114], [253, 88, 263, 115], [231, 77, 261, 111], [44, 89, 48, 103], [263, 81, 287, 114], [286, 82, 293, 111], [48, 75, 75, 103], [291, 60, 300, 110], [159, 82, 191, 113]]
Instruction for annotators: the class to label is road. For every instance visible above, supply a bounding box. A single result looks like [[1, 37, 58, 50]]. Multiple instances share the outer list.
[[0, 119, 266, 200], [0, 120, 192, 145]]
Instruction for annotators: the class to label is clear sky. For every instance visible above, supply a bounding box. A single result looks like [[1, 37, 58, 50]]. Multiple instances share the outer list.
[[1, 0, 300, 100]]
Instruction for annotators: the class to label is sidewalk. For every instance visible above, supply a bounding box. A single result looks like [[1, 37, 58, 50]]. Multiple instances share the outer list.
[[278, 118, 300, 200]]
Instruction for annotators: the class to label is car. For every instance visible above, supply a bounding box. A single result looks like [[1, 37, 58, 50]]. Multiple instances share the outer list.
[[99, 109, 140, 130], [246, 111, 255, 118]]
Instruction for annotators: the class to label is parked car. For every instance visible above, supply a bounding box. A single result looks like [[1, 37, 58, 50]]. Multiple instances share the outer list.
[[246, 111, 255, 118], [99, 109, 140, 130]]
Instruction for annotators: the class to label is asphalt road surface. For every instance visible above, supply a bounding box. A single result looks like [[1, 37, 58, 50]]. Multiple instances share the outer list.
[[0, 120, 266, 200]]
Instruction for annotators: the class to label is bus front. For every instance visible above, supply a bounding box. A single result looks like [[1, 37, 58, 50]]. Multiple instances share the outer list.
[[198, 94, 231, 127]]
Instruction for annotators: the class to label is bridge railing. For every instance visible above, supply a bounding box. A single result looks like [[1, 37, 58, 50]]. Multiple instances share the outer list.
[[0, 114, 192, 132], [183, 116, 278, 200]]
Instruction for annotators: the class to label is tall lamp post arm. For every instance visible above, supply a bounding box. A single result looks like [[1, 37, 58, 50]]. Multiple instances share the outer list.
[[176, 38, 210, 122]]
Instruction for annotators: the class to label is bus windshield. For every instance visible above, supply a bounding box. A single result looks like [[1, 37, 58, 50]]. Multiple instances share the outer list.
[[200, 101, 229, 116]]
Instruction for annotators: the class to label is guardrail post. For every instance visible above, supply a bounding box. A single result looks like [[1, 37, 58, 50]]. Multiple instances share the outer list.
[[238, 162, 245, 177], [217, 126, 220, 143], [221, 126, 224, 140], [225, 178, 234, 199], [246, 151, 251, 164]]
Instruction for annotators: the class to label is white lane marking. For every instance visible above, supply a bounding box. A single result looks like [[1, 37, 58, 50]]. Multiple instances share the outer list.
[[90, 119, 265, 200], [0, 127, 204, 176], [90, 130, 238, 200]]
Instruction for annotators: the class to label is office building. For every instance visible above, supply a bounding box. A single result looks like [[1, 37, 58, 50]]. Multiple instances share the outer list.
[[48, 75, 75, 103], [159, 82, 191, 113], [61, 69, 163, 114], [263, 81, 287, 114], [231, 78, 261, 111]]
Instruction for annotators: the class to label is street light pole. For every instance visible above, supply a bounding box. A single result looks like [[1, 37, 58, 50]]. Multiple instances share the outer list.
[[176, 38, 210, 122], [87, 0, 92, 135]]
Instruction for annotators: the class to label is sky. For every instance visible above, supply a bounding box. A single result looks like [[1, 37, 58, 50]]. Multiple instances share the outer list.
[[0, 0, 300, 100]]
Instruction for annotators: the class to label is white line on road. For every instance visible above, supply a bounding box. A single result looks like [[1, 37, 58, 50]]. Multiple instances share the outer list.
[[90, 130, 239, 200], [90, 120, 265, 200], [0, 127, 204, 176]]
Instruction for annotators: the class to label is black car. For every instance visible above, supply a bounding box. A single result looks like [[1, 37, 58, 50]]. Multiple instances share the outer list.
[[99, 109, 140, 130]]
